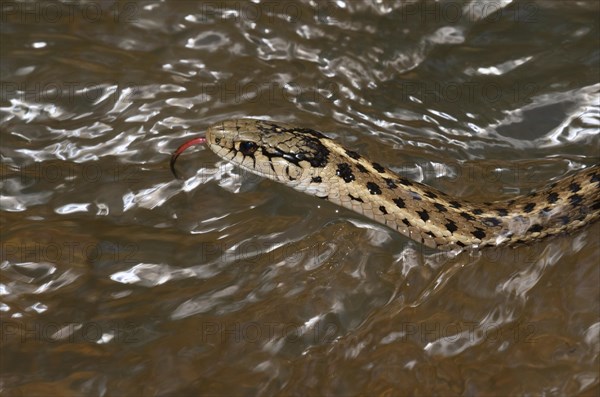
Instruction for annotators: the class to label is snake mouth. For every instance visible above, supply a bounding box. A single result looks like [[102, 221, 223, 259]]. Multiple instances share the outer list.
[[170, 136, 207, 179]]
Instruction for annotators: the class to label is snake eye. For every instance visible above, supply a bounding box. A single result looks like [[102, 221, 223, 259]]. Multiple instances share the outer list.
[[239, 141, 258, 155]]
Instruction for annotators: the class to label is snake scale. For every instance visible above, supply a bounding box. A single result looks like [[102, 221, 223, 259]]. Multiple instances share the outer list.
[[171, 119, 600, 250]]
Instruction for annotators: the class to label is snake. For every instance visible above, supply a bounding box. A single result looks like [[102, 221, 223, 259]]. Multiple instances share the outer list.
[[170, 119, 600, 250]]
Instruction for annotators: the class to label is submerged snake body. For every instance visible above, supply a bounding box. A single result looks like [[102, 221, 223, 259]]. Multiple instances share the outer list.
[[196, 119, 600, 250]]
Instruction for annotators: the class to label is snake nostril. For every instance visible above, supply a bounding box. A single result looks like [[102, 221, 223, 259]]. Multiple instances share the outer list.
[[239, 141, 258, 155]]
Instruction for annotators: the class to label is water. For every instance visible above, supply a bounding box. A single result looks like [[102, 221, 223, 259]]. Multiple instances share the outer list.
[[1, 1, 599, 396]]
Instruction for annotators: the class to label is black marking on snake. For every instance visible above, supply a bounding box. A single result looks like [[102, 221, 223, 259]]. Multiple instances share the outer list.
[[384, 178, 397, 189], [547, 192, 559, 204], [239, 141, 258, 156], [592, 200, 600, 210], [346, 150, 361, 160], [434, 203, 447, 212], [449, 200, 461, 209], [285, 166, 296, 181], [460, 212, 475, 221], [496, 208, 508, 217], [508, 199, 516, 206], [410, 191, 422, 201], [591, 173, 599, 183], [311, 176, 322, 183], [417, 209, 429, 222], [527, 224, 543, 233], [393, 198, 405, 208], [445, 220, 458, 233], [484, 202, 493, 206], [426, 231, 436, 238], [483, 217, 502, 227], [472, 208, 483, 215], [456, 241, 466, 247], [559, 215, 570, 225], [569, 194, 583, 206], [398, 178, 413, 186], [366, 182, 382, 195], [472, 228, 486, 240], [356, 164, 368, 173], [569, 182, 581, 193], [379, 206, 388, 215], [425, 191, 437, 199], [349, 194, 364, 203], [336, 163, 355, 183], [372, 162, 385, 173], [402, 218, 411, 227], [523, 203, 535, 213]]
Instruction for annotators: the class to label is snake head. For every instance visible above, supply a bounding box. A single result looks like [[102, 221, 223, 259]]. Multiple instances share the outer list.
[[206, 119, 330, 185]]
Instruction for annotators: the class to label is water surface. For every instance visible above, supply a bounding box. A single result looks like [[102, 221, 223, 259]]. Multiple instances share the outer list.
[[1, 1, 599, 396]]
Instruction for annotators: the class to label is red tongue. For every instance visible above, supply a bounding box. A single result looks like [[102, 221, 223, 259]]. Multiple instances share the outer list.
[[170, 136, 207, 179]]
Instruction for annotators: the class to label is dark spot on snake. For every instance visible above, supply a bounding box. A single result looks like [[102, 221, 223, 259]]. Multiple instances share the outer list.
[[472, 228, 486, 240], [356, 164, 368, 173], [527, 224, 543, 233], [472, 208, 483, 215], [398, 178, 413, 186], [559, 215, 570, 225], [384, 178, 397, 189], [523, 203, 535, 213], [569, 182, 581, 193], [591, 173, 599, 183], [569, 194, 583, 207], [366, 182, 382, 195], [483, 217, 502, 227], [311, 176, 322, 183], [508, 199, 516, 206], [449, 201, 461, 209], [336, 163, 355, 183], [346, 150, 361, 160], [285, 165, 296, 181], [379, 206, 388, 215], [348, 194, 364, 203], [483, 202, 492, 206], [410, 191, 422, 201], [496, 208, 508, 216], [239, 141, 258, 156], [445, 220, 458, 233], [425, 191, 438, 199], [569, 194, 583, 206], [592, 200, 600, 210], [456, 241, 466, 248], [402, 218, 411, 227], [417, 209, 429, 222], [426, 231, 436, 238], [433, 203, 447, 212], [460, 212, 475, 221], [372, 162, 385, 173], [527, 192, 537, 198], [393, 198, 406, 208], [540, 206, 550, 213], [547, 192, 559, 204]]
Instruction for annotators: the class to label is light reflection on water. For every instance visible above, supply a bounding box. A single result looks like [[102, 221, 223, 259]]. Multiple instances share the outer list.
[[1, 1, 599, 396]]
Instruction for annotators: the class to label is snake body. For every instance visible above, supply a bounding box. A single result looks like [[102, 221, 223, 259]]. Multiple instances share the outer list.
[[174, 118, 600, 250]]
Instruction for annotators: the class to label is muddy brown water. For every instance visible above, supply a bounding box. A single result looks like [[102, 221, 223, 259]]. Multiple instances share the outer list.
[[1, 1, 599, 396]]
